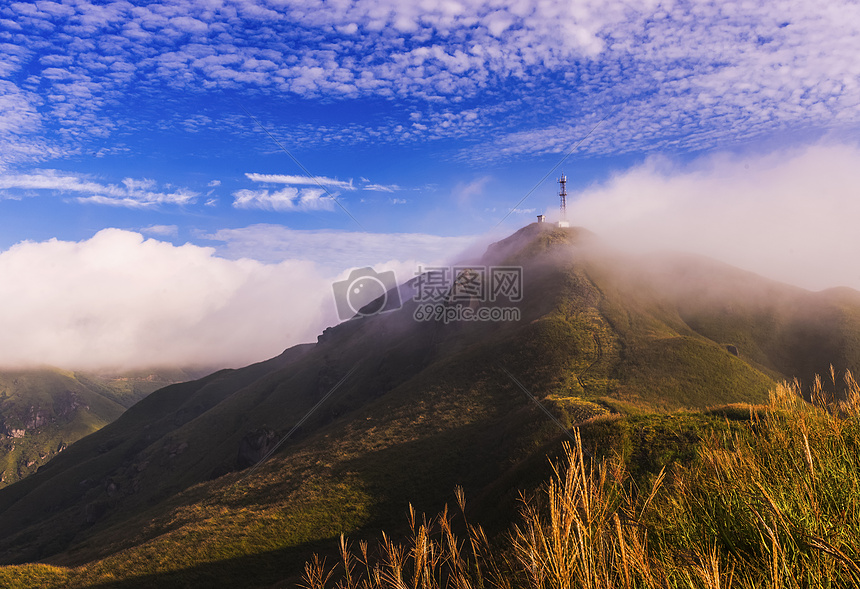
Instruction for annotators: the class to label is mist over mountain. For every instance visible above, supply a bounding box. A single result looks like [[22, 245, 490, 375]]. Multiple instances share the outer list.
[[1, 223, 858, 587], [570, 142, 860, 292]]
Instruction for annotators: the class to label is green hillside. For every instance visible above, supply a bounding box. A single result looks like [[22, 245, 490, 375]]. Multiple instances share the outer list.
[[0, 368, 206, 488], [0, 223, 858, 587]]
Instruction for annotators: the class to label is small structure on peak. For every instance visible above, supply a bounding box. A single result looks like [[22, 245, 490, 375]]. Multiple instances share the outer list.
[[536, 214, 546, 223]]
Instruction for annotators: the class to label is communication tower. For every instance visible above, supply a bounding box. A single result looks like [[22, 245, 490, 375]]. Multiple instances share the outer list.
[[557, 173, 570, 228]]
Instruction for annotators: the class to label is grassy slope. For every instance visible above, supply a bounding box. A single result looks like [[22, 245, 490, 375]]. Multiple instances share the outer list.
[[7, 394, 860, 589], [295, 384, 860, 589], [0, 368, 204, 488], [0, 224, 859, 587]]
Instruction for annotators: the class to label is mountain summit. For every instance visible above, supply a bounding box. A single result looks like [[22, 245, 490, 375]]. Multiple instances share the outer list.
[[2, 223, 859, 586]]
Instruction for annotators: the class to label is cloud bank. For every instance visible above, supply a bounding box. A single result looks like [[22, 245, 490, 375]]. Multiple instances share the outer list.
[[2, 138, 857, 373], [570, 142, 860, 291], [0, 227, 475, 370], [0, 230, 329, 370]]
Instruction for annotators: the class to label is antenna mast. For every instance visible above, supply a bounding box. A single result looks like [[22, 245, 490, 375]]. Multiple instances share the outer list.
[[557, 173, 570, 227]]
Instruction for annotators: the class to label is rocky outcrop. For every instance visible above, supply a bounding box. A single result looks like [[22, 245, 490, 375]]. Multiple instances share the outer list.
[[236, 428, 278, 470], [1, 390, 85, 439]]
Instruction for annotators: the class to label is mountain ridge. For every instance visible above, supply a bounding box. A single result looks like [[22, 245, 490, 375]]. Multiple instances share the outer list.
[[1, 223, 858, 587]]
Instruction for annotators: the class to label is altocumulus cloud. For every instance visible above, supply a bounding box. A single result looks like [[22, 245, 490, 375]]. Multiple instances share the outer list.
[[3, 0, 859, 162]]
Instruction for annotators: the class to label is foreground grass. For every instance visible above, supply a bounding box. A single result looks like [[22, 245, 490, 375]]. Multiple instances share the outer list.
[[304, 375, 860, 589]]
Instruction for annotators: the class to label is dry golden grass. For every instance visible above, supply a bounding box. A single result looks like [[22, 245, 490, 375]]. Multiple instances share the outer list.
[[304, 371, 860, 589]]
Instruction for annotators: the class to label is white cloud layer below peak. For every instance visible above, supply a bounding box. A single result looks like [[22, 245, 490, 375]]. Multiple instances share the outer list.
[[0, 226, 477, 370]]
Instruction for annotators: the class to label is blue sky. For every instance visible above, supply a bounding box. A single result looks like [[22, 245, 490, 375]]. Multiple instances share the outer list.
[[1, 0, 860, 369]]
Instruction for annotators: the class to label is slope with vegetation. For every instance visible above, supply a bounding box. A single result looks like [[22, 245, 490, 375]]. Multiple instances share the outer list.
[[0, 223, 858, 588], [303, 376, 860, 589], [0, 368, 204, 488]]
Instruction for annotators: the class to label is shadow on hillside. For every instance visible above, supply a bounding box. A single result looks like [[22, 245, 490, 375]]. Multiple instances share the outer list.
[[81, 539, 335, 589], [66, 401, 724, 589], [77, 405, 571, 589]]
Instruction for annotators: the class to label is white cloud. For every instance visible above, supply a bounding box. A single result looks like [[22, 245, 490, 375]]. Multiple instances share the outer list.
[[363, 182, 402, 192], [0, 226, 482, 370], [0, 169, 198, 207], [3, 0, 859, 164], [232, 186, 335, 211], [570, 141, 860, 291], [200, 224, 478, 270], [452, 176, 492, 204], [0, 81, 41, 135], [141, 224, 179, 237], [245, 172, 355, 190], [0, 229, 334, 370], [0, 170, 103, 194], [207, 179, 221, 187], [78, 186, 197, 207]]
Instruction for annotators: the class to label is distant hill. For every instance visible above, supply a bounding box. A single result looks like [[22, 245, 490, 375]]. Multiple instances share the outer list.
[[0, 368, 209, 488], [1, 223, 858, 587]]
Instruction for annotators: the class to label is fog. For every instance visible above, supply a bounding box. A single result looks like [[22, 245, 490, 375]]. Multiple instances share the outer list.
[[570, 142, 860, 292]]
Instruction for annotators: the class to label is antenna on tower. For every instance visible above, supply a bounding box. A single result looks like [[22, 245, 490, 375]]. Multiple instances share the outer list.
[[557, 173, 570, 228]]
